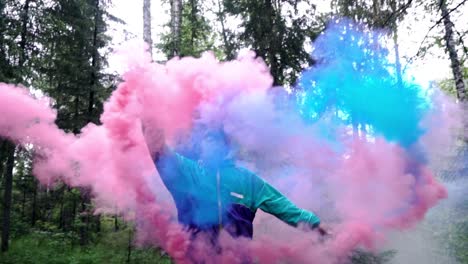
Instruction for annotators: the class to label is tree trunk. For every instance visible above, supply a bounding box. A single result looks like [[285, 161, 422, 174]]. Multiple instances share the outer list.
[[390, 0, 403, 88], [0, 140, 5, 181], [18, 0, 31, 74], [339, 0, 352, 17], [372, 0, 380, 27], [89, 1, 102, 234], [143, 0, 153, 58], [0, 1, 6, 67], [95, 215, 101, 233], [21, 179, 26, 217], [88, 0, 100, 124], [114, 215, 119, 231], [73, 97, 80, 134], [79, 190, 90, 246], [11, 0, 31, 231], [216, 0, 234, 60], [440, 0, 466, 101], [58, 186, 65, 229], [31, 179, 37, 227], [61, 187, 72, 230], [71, 189, 77, 222], [393, 32, 403, 88], [371, 0, 382, 68], [43, 187, 52, 223], [126, 227, 133, 263], [265, 0, 280, 86], [1, 142, 15, 252], [79, 200, 88, 245], [189, 0, 196, 54], [170, 0, 182, 57]]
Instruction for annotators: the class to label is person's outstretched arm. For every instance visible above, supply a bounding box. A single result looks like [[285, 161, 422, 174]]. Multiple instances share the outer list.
[[154, 145, 200, 195], [252, 177, 330, 235]]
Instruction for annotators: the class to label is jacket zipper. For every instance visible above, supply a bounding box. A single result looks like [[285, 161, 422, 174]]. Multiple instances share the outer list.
[[217, 170, 222, 231]]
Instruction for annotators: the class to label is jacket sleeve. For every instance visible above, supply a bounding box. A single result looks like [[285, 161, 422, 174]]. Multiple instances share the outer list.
[[252, 177, 320, 229], [154, 148, 198, 193]]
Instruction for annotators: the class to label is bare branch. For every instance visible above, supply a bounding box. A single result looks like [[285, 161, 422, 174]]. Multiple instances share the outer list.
[[403, 0, 468, 70], [382, 0, 413, 28]]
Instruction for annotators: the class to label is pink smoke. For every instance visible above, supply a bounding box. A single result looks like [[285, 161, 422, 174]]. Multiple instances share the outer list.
[[0, 42, 457, 263]]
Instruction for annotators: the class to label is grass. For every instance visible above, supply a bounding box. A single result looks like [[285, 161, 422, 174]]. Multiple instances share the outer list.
[[0, 219, 172, 264]]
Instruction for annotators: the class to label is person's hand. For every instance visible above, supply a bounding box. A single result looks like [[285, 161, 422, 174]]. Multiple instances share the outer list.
[[142, 125, 166, 161], [316, 223, 332, 237]]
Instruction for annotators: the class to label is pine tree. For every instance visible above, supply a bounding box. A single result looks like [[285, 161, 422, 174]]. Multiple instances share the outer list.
[[223, 0, 320, 86]]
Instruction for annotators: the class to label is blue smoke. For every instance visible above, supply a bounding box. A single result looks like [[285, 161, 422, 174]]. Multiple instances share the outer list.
[[175, 124, 234, 168], [297, 20, 431, 148]]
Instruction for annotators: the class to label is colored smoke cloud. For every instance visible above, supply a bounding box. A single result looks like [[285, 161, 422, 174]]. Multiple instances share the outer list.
[[0, 20, 461, 263]]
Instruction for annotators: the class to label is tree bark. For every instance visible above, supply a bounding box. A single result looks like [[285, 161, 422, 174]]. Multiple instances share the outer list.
[[114, 215, 119, 231], [21, 178, 26, 217], [69, 189, 77, 231], [190, 0, 196, 54], [170, 0, 182, 57], [440, 0, 466, 101], [89, 0, 102, 234], [79, 202, 88, 245], [79, 190, 91, 246], [126, 227, 133, 263], [393, 31, 403, 88], [31, 179, 37, 227], [372, 0, 381, 27], [1, 142, 15, 252], [58, 186, 65, 229], [338, 0, 352, 17], [95, 215, 101, 233], [216, 0, 234, 60], [143, 0, 153, 58], [0, 1, 6, 68], [88, 0, 100, 124], [18, 0, 31, 74], [0, 140, 5, 181], [265, 0, 281, 86], [390, 0, 403, 88]]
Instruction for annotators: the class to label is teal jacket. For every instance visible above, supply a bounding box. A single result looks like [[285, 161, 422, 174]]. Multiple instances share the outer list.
[[155, 150, 320, 238]]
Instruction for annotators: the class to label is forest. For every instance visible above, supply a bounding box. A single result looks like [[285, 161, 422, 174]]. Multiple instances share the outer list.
[[0, 0, 467, 263]]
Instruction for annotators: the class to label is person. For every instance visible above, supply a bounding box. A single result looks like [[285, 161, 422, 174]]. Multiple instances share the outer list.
[[151, 129, 329, 241]]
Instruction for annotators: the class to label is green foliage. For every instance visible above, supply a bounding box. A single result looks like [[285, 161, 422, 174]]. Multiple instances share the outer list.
[[159, 0, 220, 59], [350, 249, 396, 264], [330, 0, 409, 29], [34, 0, 114, 132], [0, 1, 12, 82], [445, 196, 468, 264], [179, 0, 219, 57], [223, 0, 319, 86], [0, 229, 172, 264], [0, 0, 116, 253], [451, 221, 468, 263], [1, 0, 467, 263], [438, 67, 468, 97], [160, 0, 321, 85]]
